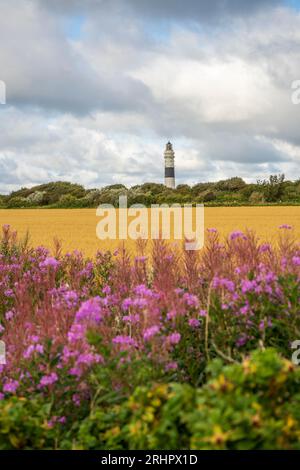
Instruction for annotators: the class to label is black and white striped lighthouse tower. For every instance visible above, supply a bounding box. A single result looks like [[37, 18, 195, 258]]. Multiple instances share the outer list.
[[164, 141, 175, 189]]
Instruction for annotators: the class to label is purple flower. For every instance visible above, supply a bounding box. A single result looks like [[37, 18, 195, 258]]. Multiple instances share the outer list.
[[259, 320, 265, 330], [240, 305, 249, 315], [5, 311, 14, 321], [132, 297, 148, 309], [134, 284, 154, 297], [72, 394, 81, 406], [35, 344, 44, 354], [75, 298, 102, 323], [279, 224, 292, 230], [40, 257, 60, 269], [39, 373, 58, 388], [68, 324, 86, 343], [3, 379, 19, 393], [69, 367, 82, 377], [112, 335, 137, 347], [122, 298, 133, 311], [292, 256, 300, 266], [135, 256, 147, 262], [123, 314, 140, 323], [29, 335, 39, 343], [143, 325, 160, 341], [236, 335, 248, 348], [167, 332, 181, 345], [183, 293, 199, 308], [102, 285, 111, 295], [188, 318, 200, 328], [213, 277, 235, 293], [77, 353, 103, 366], [259, 243, 271, 253], [241, 279, 257, 294], [4, 289, 13, 298], [23, 345, 35, 359], [167, 310, 177, 320], [230, 230, 245, 240], [165, 361, 178, 371]]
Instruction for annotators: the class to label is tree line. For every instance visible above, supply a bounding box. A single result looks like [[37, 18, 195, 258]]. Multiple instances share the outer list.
[[1, 174, 299, 208]]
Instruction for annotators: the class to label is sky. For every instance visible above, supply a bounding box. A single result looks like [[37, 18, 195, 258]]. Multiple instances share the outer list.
[[0, 0, 300, 193]]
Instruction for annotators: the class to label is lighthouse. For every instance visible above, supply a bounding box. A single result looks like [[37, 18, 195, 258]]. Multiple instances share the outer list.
[[164, 141, 175, 189]]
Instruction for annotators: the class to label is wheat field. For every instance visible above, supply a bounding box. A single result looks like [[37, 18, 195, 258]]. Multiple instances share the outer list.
[[0, 207, 299, 257]]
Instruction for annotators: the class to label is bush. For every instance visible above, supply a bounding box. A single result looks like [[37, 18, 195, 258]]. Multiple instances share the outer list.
[[26, 191, 46, 206], [74, 349, 300, 450], [75, 383, 195, 450], [202, 191, 217, 202], [215, 177, 246, 192], [192, 182, 215, 196], [3, 176, 300, 208], [258, 174, 285, 202], [249, 191, 265, 204], [6, 197, 30, 208], [176, 184, 192, 194], [0, 397, 56, 449], [188, 349, 300, 450], [56, 194, 79, 208]]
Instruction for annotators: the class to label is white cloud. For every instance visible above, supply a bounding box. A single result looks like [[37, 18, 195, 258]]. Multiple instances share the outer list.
[[0, 1, 300, 193]]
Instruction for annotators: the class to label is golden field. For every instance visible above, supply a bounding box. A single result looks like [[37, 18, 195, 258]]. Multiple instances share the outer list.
[[0, 207, 299, 257]]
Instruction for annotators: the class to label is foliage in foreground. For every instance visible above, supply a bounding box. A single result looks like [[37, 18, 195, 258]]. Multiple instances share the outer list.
[[0, 224, 299, 449], [1, 349, 300, 450]]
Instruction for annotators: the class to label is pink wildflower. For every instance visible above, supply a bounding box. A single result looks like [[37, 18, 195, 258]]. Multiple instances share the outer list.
[[188, 318, 200, 328], [143, 325, 160, 341], [167, 332, 181, 345], [40, 257, 60, 269], [39, 373, 58, 388], [3, 379, 19, 393]]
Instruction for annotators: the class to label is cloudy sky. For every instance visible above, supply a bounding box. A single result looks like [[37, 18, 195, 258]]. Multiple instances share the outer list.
[[0, 0, 300, 193]]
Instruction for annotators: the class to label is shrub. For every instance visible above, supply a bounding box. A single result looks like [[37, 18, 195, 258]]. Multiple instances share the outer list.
[[202, 191, 217, 202], [188, 349, 300, 450], [258, 174, 285, 202], [176, 184, 192, 194], [6, 197, 29, 208], [74, 349, 300, 450], [249, 191, 265, 204], [56, 194, 79, 208], [74, 383, 195, 450], [26, 191, 46, 206], [0, 396, 56, 449], [215, 177, 246, 192]]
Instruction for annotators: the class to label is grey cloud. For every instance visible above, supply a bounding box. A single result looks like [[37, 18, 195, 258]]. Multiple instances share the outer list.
[[205, 134, 292, 164], [0, 0, 152, 115], [35, 0, 283, 20], [123, 0, 282, 21], [0, 1, 299, 193]]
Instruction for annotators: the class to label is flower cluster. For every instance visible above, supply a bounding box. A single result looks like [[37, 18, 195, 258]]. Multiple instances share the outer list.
[[0, 224, 299, 423]]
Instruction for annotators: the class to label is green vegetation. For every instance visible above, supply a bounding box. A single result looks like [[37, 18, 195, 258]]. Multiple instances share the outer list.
[[1, 350, 300, 450], [1, 174, 300, 208]]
